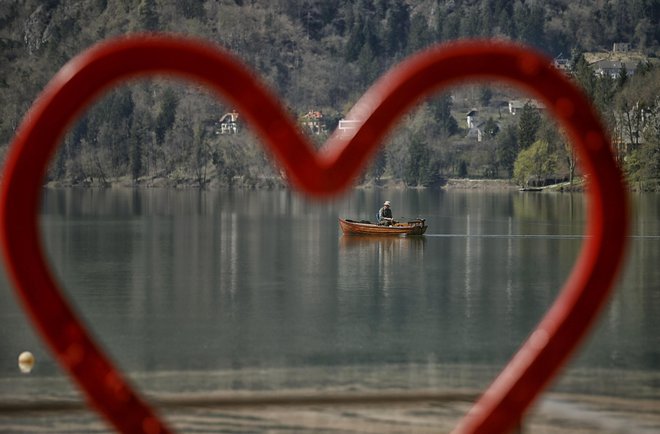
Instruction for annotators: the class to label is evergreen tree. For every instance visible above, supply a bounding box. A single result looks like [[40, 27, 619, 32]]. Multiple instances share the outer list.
[[429, 94, 458, 137], [572, 53, 596, 98], [635, 61, 653, 77], [513, 1, 545, 48], [457, 160, 468, 178], [517, 102, 541, 150], [130, 111, 147, 183], [594, 74, 616, 112], [496, 124, 518, 178], [483, 117, 500, 139], [345, 14, 365, 61], [617, 63, 629, 89], [137, 0, 159, 31], [442, 9, 462, 40], [434, 6, 445, 41], [175, 0, 205, 19], [460, 9, 480, 38], [479, 87, 493, 106], [193, 125, 207, 187], [405, 134, 431, 186], [383, 0, 410, 56], [368, 149, 387, 182], [155, 89, 178, 144], [408, 13, 431, 52], [357, 41, 380, 85], [363, 15, 382, 58]]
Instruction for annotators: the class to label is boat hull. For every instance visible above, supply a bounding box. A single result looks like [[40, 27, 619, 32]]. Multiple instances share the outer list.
[[339, 218, 427, 236]]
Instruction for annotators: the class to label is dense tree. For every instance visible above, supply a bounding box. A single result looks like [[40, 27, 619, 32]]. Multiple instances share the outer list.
[[618, 67, 660, 183], [192, 124, 208, 187], [1, 0, 658, 189], [130, 111, 150, 182], [367, 149, 387, 182], [345, 14, 366, 61], [496, 125, 519, 178], [405, 133, 432, 186], [383, 0, 409, 57], [483, 117, 499, 139], [517, 102, 541, 150], [155, 88, 178, 144], [635, 125, 660, 183], [617, 64, 629, 89], [408, 13, 431, 52], [513, 140, 558, 186], [429, 94, 459, 137], [137, 0, 159, 31], [572, 53, 597, 98], [513, 1, 545, 49], [479, 87, 493, 106]]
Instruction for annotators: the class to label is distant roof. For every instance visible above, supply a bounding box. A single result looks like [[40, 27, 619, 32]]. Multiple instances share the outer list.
[[302, 110, 324, 119], [508, 99, 544, 110], [219, 111, 239, 123], [591, 59, 638, 70]]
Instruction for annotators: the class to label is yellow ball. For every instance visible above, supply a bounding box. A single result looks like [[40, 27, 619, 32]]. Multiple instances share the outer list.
[[18, 351, 35, 373]]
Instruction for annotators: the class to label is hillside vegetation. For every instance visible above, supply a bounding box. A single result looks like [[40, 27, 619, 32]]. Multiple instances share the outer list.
[[1, 0, 659, 189]]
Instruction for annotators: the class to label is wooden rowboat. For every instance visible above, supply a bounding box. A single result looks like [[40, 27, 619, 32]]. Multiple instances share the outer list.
[[339, 218, 427, 236]]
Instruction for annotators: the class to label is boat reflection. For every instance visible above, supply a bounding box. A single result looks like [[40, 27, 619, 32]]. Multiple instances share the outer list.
[[338, 234, 427, 304], [339, 236, 426, 275], [339, 235, 426, 251]]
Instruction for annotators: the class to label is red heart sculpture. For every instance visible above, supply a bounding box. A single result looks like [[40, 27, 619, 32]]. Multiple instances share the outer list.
[[0, 35, 628, 434]]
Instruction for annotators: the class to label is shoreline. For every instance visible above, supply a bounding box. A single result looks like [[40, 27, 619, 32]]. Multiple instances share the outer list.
[[44, 176, 565, 192], [47, 175, 660, 193]]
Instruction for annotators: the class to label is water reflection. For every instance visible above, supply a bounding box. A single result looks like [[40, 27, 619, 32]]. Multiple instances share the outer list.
[[339, 234, 426, 251], [0, 188, 658, 405]]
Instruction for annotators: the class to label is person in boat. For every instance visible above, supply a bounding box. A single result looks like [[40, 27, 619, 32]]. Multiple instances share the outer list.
[[377, 200, 394, 225]]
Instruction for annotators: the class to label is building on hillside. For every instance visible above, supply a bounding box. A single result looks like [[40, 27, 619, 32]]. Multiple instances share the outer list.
[[218, 110, 240, 134], [508, 99, 545, 115], [466, 125, 483, 142], [612, 42, 631, 52], [465, 110, 496, 143], [591, 59, 638, 78], [300, 110, 327, 135], [583, 42, 653, 79], [466, 109, 478, 129], [553, 55, 571, 72]]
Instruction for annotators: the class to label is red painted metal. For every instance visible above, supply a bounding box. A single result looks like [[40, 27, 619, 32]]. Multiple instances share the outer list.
[[0, 35, 628, 434]]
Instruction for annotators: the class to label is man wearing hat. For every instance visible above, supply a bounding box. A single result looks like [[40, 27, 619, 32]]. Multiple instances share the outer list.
[[377, 200, 394, 225]]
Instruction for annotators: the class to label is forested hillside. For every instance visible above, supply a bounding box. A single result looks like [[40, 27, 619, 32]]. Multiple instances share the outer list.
[[1, 0, 659, 189]]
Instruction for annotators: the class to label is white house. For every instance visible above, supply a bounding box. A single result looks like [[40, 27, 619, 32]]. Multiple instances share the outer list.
[[466, 110, 478, 128], [508, 99, 545, 115], [218, 111, 240, 134]]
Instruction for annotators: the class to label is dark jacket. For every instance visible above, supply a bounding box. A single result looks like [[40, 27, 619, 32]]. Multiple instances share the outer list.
[[377, 206, 392, 222]]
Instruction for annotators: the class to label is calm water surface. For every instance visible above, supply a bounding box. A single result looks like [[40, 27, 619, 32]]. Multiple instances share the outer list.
[[1, 188, 659, 406]]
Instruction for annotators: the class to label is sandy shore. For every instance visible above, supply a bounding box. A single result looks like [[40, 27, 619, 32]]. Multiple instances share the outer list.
[[2, 390, 659, 433], [2, 363, 659, 433]]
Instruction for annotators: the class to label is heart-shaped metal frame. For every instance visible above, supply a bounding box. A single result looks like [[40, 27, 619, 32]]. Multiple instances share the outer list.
[[0, 35, 628, 434]]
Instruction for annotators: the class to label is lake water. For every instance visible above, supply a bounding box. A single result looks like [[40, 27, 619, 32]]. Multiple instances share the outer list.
[[1, 188, 659, 431]]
